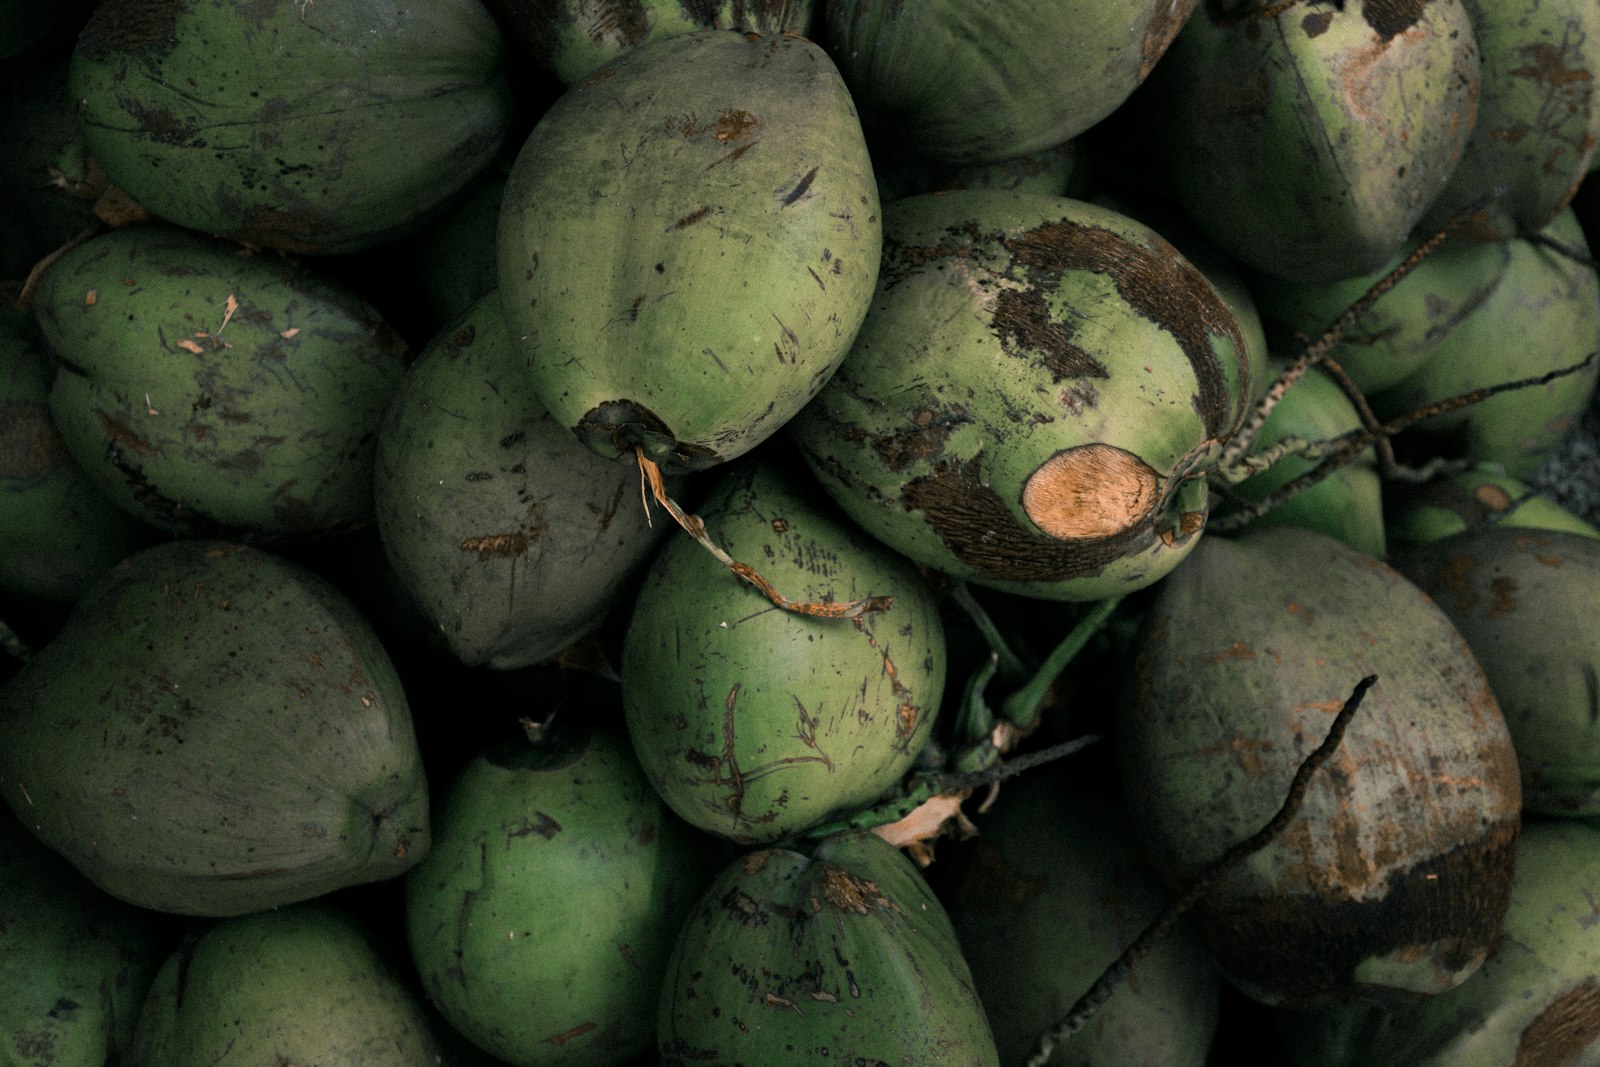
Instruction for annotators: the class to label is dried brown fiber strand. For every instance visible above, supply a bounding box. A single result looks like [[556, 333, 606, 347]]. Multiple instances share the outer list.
[[634, 447, 892, 620], [1023, 674, 1378, 1067]]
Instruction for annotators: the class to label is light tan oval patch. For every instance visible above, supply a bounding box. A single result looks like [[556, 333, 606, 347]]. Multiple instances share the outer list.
[[1021, 443, 1161, 540]]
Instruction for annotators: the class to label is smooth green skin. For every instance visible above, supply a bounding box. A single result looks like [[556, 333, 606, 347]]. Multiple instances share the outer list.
[[1419, 0, 1600, 238], [0, 307, 149, 602], [1117, 525, 1522, 1007], [524, 0, 815, 83], [1230, 361, 1387, 559], [1279, 819, 1600, 1067], [1249, 232, 1514, 395], [1374, 208, 1600, 478], [658, 831, 999, 1065], [497, 29, 881, 472], [375, 291, 672, 669], [946, 778, 1220, 1067], [0, 539, 429, 916], [825, 0, 1197, 163], [128, 903, 442, 1066], [1149, 0, 1479, 283], [1387, 464, 1600, 545], [406, 726, 713, 1067], [0, 810, 168, 1067], [1392, 527, 1600, 816], [70, 0, 510, 255], [789, 190, 1251, 602], [621, 455, 945, 843], [33, 224, 409, 539]]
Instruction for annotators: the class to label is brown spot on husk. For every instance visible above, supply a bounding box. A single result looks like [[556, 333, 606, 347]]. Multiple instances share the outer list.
[[461, 531, 532, 559], [860, 403, 973, 473], [1002, 219, 1243, 438], [235, 204, 341, 256], [1512, 979, 1600, 1067], [96, 410, 161, 457], [1362, 0, 1427, 42], [1021, 443, 1161, 539], [77, 0, 179, 60], [1302, 10, 1334, 37], [992, 287, 1108, 381], [817, 864, 899, 916], [1192, 817, 1518, 1007], [0, 402, 70, 479]]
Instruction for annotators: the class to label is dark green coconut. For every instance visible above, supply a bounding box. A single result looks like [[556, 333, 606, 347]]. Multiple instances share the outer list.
[[1418, 0, 1600, 239], [0, 808, 169, 1067], [0, 304, 149, 601], [946, 776, 1221, 1067], [32, 224, 409, 539], [1117, 525, 1522, 1007], [70, 0, 511, 255], [374, 290, 672, 669], [658, 831, 999, 1065], [0, 539, 429, 916], [1145, 0, 1479, 283], [496, 0, 815, 83], [1278, 819, 1600, 1066], [128, 903, 442, 1066], [1392, 527, 1600, 815], [825, 0, 1198, 163]]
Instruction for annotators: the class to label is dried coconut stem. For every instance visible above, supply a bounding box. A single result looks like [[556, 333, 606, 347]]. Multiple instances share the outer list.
[[1023, 674, 1378, 1067], [634, 448, 892, 620]]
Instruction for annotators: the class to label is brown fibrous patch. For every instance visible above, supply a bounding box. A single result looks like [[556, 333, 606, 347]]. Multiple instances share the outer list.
[[0, 402, 69, 479], [1021, 443, 1161, 540], [77, 0, 180, 60], [1002, 219, 1243, 438], [1512, 979, 1600, 1067], [1191, 817, 1518, 1008], [817, 864, 899, 916]]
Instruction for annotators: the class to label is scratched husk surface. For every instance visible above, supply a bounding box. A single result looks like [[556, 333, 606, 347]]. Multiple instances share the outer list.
[[1117, 524, 1523, 1008]]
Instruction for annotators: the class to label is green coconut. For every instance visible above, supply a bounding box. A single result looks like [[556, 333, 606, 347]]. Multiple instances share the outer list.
[[1145, 0, 1480, 283], [825, 0, 1198, 163], [1418, 0, 1600, 239], [70, 0, 511, 255], [1392, 527, 1600, 815], [946, 776, 1221, 1067], [1386, 464, 1600, 545], [788, 190, 1253, 601], [496, 0, 815, 83], [658, 831, 999, 1065], [374, 291, 672, 669], [0, 539, 429, 916], [496, 28, 881, 473], [128, 903, 442, 1066], [1278, 819, 1600, 1066], [621, 452, 945, 843], [406, 723, 714, 1066], [1372, 208, 1600, 478], [0, 304, 149, 601], [1117, 525, 1522, 1007], [1224, 360, 1386, 559], [32, 224, 409, 539], [0, 808, 169, 1067]]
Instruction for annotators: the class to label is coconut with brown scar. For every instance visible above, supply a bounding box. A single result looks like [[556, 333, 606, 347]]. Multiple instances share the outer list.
[[789, 190, 1257, 601]]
